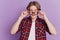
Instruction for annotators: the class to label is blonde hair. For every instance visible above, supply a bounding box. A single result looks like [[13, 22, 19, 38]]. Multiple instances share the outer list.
[[26, 1, 41, 11]]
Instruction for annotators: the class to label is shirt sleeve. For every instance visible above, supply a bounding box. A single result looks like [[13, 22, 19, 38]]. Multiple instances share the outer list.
[[43, 20, 51, 35]]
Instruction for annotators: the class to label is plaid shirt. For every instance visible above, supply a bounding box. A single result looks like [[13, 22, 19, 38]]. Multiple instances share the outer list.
[[16, 16, 51, 40]]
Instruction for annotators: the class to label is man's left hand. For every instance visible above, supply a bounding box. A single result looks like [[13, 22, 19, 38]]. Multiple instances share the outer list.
[[38, 11, 46, 19]]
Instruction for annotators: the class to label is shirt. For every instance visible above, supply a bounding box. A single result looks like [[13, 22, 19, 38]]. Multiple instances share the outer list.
[[16, 16, 51, 40], [28, 21, 35, 40]]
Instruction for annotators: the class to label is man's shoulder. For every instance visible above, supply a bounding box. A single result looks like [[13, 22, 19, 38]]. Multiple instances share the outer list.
[[37, 17, 45, 21], [22, 17, 30, 21]]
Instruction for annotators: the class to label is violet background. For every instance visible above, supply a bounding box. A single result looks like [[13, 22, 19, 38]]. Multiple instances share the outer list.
[[0, 0, 60, 40]]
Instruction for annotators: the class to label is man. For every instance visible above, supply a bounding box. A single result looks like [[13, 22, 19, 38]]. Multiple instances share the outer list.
[[11, 1, 57, 40]]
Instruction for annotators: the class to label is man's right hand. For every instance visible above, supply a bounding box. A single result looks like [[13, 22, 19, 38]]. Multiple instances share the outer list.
[[20, 10, 28, 19], [11, 10, 28, 34]]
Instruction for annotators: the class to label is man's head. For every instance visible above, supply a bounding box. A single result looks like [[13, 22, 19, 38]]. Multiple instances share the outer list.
[[26, 1, 41, 19]]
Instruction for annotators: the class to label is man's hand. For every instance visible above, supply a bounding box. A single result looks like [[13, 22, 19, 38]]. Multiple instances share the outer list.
[[38, 11, 46, 19], [11, 10, 28, 35], [38, 11, 57, 35], [20, 10, 28, 19]]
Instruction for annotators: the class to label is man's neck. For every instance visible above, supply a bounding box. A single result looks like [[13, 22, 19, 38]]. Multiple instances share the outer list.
[[32, 16, 37, 22]]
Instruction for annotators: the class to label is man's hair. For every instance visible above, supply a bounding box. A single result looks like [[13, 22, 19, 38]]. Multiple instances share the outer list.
[[26, 1, 41, 11]]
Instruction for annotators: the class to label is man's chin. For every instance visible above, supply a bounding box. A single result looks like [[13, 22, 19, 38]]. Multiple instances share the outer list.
[[31, 16, 36, 19]]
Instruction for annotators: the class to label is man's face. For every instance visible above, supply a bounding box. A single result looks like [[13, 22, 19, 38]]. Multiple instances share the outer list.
[[29, 5, 38, 19]]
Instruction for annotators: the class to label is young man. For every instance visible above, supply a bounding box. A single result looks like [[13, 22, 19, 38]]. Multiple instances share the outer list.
[[11, 1, 57, 40]]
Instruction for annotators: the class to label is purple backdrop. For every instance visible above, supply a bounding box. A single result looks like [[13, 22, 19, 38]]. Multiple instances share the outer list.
[[0, 0, 60, 40]]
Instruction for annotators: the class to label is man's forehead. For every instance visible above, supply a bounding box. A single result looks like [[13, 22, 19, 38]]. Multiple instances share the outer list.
[[30, 6, 37, 10]]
